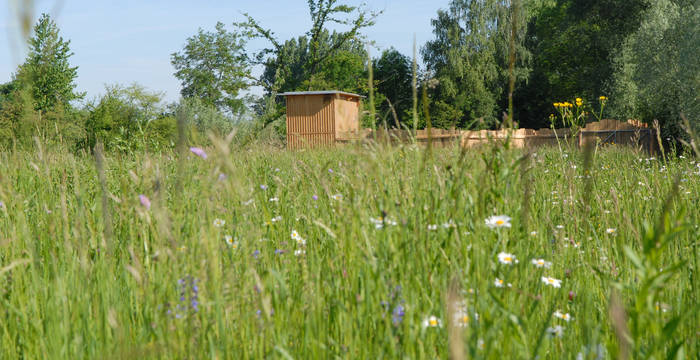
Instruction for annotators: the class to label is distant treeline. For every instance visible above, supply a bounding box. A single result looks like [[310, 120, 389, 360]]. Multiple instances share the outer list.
[[1, 0, 697, 151]]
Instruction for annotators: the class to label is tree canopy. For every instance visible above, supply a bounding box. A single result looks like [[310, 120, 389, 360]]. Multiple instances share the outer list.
[[171, 22, 252, 116]]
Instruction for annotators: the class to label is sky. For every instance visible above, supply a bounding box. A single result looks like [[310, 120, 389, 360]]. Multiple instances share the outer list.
[[1, 0, 450, 104]]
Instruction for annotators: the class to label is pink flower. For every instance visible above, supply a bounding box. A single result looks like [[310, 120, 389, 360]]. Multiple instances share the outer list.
[[139, 195, 151, 210], [189, 147, 208, 159]]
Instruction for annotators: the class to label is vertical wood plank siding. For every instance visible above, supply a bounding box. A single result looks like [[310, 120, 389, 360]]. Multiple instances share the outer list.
[[286, 95, 336, 150]]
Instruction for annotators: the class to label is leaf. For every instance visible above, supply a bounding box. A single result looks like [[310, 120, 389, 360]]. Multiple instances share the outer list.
[[623, 245, 644, 271]]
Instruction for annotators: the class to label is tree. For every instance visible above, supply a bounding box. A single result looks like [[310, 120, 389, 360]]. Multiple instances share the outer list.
[[171, 22, 252, 115], [238, 0, 378, 95], [514, 0, 649, 128], [422, 0, 531, 129], [259, 30, 368, 95], [373, 48, 414, 127], [84, 83, 169, 152], [609, 0, 699, 141], [19, 13, 82, 113]]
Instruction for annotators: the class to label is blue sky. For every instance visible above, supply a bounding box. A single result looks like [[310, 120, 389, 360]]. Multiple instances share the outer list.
[[1, 0, 450, 103]]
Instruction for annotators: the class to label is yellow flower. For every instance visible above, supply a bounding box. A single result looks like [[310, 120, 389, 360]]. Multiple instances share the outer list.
[[575, 98, 583, 106], [599, 96, 608, 101]]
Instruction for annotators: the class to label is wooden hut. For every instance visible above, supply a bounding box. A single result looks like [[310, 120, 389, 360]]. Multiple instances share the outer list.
[[280, 91, 363, 149]]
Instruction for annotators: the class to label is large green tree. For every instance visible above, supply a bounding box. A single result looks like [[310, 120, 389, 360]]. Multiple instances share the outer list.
[[239, 0, 378, 95], [259, 30, 368, 95], [423, 0, 531, 129], [514, 0, 650, 128], [19, 13, 82, 113], [0, 13, 84, 148], [171, 22, 252, 115], [609, 0, 699, 140], [373, 48, 415, 127]]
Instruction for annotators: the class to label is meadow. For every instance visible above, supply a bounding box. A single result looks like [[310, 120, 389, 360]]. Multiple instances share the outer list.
[[0, 140, 697, 359]]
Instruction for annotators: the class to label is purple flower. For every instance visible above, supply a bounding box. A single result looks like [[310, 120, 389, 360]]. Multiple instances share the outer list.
[[189, 147, 208, 159], [392, 304, 405, 325], [260, 185, 268, 190], [0, 201, 4, 209], [312, 195, 318, 201], [138, 195, 151, 210], [275, 249, 285, 255], [253, 250, 260, 259], [328, 168, 334, 173], [218, 173, 227, 181]]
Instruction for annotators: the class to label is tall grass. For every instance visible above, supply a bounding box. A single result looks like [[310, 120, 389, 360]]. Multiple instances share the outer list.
[[0, 142, 697, 358]]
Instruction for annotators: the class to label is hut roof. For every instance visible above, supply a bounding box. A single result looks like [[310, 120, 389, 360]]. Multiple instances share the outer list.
[[278, 91, 365, 98]]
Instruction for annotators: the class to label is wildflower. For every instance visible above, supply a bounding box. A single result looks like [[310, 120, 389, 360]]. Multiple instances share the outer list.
[[312, 195, 318, 201], [294, 249, 306, 256], [427, 224, 438, 231], [606, 228, 616, 234], [392, 304, 405, 325], [331, 193, 343, 201], [453, 309, 471, 328], [189, 147, 207, 159], [575, 98, 583, 107], [497, 252, 518, 265], [422, 315, 442, 328], [655, 302, 670, 313], [291, 230, 306, 246], [530, 231, 538, 236], [218, 173, 227, 181], [568, 291, 576, 301], [213, 218, 225, 227], [442, 220, 457, 228], [328, 168, 334, 173], [556, 225, 564, 229], [138, 194, 151, 210], [553, 311, 572, 322], [494, 278, 511, 288], [224, 235, 238, 249], [547, 325, 565, 337], [531, 259, 552, 269], [243, 199, 254, 206], [252, 250, 260, 259], [271, 216, 282, 223], [269, 197, 279, 202], [485, 215, 512, 229], [260, 184, 268, 190], [599, 96, 608, 101], [542, 276, 562, 288]]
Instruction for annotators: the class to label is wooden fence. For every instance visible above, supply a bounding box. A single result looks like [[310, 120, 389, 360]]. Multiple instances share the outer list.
[[338, 120, 656, 152]]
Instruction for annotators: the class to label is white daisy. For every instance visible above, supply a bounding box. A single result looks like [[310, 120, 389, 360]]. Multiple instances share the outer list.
[[422, 315, 442, 328], [494, 278, 511, 288], [497, 252, 517, 265], [553, 311, 572, 322], [606, 228, 616, 234], [542, 276, 562, 288], [531, 259, 552, 268], [213, 218, 226, 227], [224, 235, 238, 249], [331, 194, 343, 201], [485, 215, 512, 229], [294, 249, 306, 256], [427, 224, 438, 231], [547, 325, 565, 337]]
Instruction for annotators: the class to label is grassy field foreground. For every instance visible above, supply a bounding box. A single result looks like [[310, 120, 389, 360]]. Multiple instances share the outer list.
[[0, 142, 698, 359]]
